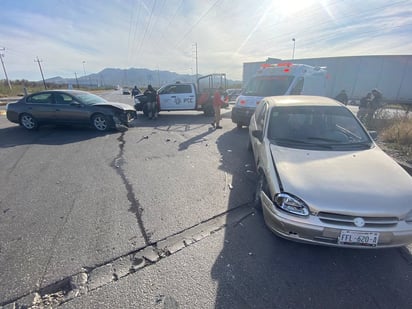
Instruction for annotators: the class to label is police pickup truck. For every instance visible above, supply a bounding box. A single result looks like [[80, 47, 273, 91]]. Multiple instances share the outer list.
[[134, 74, 228, 117]]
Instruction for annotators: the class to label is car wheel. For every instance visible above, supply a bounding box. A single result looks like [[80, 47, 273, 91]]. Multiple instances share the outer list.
[[19, 113, 38, 130], [253, 172, 267, 210], [91, 113, 109, 131]]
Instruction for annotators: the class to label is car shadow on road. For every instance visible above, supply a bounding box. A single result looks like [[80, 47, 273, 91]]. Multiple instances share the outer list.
[[211, 127, 412, 309], [130, 110, 232, 151], [0, 124, 116, 148]]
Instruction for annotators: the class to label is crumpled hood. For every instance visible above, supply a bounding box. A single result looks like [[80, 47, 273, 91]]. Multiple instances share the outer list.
[[270, 144, 412, 217], [93, 102, 135, 110]]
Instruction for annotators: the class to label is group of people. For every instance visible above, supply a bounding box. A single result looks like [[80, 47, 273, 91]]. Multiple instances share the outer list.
[[335, 88, 383, 124], [131, 85, 158, 119], [357, 89, 383, 123]]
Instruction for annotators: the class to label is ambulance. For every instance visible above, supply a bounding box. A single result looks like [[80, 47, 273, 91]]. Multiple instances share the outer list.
[[231, 62, 327, 128]]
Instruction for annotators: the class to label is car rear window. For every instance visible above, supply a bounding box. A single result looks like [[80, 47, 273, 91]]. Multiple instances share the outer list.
[[26, 93, 53, 104]]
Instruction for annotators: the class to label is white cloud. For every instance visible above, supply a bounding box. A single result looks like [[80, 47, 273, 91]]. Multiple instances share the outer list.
[[0, 0, 411, 81]]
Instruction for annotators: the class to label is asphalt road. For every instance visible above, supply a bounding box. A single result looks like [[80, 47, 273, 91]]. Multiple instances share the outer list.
[[1, 91, 412, 308]]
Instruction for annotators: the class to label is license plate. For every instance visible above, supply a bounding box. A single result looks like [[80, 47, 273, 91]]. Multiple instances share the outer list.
[[338, 230, 379, 247]]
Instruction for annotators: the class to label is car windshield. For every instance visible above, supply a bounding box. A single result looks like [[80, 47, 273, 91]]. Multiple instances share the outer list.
[[267, 105, 372, 150], [73, 92, 108, 105], [243, 76, 294, 96]]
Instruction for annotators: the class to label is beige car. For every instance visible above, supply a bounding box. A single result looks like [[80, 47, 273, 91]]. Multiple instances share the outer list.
[[248, 95, 412, 248]]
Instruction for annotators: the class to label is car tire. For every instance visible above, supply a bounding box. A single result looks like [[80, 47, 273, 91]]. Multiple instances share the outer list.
[[19, 113, 38, 130], [91, 113, 109, 131]]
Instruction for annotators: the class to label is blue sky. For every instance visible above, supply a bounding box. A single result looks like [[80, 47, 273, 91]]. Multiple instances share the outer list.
[[0, 0, 411, 81]]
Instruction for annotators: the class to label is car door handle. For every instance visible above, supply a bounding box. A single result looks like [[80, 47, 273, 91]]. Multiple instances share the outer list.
[[171, 96, 176, 98]]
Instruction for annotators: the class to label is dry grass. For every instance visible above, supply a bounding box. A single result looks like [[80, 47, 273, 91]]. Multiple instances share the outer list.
[[374, 114, 412, 164], [380, 119, 412, 145]]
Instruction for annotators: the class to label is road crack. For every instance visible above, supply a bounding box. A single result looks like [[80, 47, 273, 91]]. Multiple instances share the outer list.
[[111, 132, 151, 245]]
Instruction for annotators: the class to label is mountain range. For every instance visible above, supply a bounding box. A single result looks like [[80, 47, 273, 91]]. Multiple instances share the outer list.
[[45, 68, 241, 89]]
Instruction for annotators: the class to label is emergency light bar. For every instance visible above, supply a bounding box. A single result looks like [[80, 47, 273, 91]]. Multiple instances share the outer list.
[[260, 62, 294, 69]]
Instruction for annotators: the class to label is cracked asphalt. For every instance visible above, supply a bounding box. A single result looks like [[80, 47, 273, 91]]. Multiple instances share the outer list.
[[1, 92, 412, 309], [0, 93, 256, 307]]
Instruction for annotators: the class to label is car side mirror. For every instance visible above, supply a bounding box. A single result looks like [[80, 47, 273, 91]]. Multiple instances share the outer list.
[[70, 101, 82, 107], [252, 130, 263, 142]]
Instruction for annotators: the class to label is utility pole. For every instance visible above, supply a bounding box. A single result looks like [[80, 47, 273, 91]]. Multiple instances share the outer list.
[[0, 47, 12, 90], [34, 56, 47, 89], [157, 66, 160, 88], [82, 61, 87, 87], [193, 43, 198, 81], [292, 38, 296, 60], [74, 72, 80, 88]]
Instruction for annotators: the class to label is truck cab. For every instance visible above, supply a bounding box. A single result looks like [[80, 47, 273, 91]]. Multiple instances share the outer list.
[[157, 82, 197, 110], [232, 62, 327, 128]]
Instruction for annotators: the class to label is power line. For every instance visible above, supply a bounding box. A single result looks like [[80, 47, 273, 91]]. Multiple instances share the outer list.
[[134, 0, 157, 64], [174, 0, 222, 49]]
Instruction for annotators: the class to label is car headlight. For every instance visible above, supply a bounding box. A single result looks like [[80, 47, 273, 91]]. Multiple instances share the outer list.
[[274, 193, 309, 216]]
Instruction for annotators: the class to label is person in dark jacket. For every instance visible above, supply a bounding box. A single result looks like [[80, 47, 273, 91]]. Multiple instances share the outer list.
[[144, 85, 157, 119], [334, 89, 348, 105], [357, 92, 372, 122], [131, 86, 141, 97], [365, 89, 383, 124]]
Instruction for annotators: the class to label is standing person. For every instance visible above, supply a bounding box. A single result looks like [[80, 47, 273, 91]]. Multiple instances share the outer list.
[[334, 89, 348, 105], [211, 87, 226, 129], [131, 85, 141, 97], [144, 85, 157, 119], [365, 88, 383, 125], [357, 92, 372, 122]]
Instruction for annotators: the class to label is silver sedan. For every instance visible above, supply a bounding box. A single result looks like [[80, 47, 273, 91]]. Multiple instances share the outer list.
[[248, 95, 412, 248], [6, 90, 137, 131]]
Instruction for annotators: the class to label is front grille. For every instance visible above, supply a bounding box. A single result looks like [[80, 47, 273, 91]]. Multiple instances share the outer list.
[[317, 212, 399, 228]]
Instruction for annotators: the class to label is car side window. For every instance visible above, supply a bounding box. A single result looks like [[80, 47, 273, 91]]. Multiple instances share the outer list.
[[256, 103, 268, 130], [158, 85, 173, 94], [26, 93, 53, 104], [176, 85, 192, 94], [55, 93, 73, 105]]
